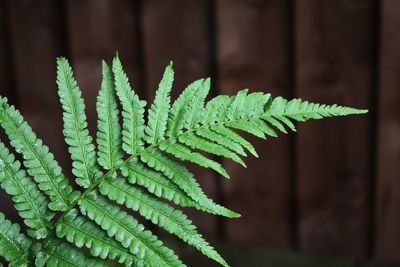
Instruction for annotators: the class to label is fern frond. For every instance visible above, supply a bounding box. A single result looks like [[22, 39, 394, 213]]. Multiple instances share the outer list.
[[36, 239, 106, 267], [56, 57, 101, 188], [99, 177, 229, 267], [144, 62, 174, 144], [261, 96, 368, 133], [0, 212, 31, 266], [56, 209, 141, 266], [96, 61, 123, 174], [0, 142, 52, 239], [0, 56, 367, 267], [166, 79, 204, 137], [121, 160, 200, 207], [112, 55, 146, 155], [78, 192, 184, 267], [0, 97, 77, 211], [140, 149, 240, 218]]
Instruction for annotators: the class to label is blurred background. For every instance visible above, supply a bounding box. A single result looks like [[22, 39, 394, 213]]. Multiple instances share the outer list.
[[0, 0, 399, 266]]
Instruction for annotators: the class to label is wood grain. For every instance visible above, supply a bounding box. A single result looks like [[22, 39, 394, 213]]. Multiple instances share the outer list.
[[217, 0, 292, 247], [375, 0, 400, 261], [295, 0, 373, 257]]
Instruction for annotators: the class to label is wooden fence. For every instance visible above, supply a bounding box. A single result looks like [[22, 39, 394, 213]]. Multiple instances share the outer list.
[[0, 0, 399, 264]]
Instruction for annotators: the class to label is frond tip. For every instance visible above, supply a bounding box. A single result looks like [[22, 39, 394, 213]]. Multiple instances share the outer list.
[[0, 54, 367, 267]]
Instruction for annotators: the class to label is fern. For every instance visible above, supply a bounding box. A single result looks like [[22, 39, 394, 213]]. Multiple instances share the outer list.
[[0, 54, 366, 266]]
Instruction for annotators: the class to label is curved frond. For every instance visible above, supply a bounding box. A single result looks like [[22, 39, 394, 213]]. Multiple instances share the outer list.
[[36, 239, 106, 267], [96, 61, 123, 173], [144, 62, 174, 144], [0, 97, 77, 211], [0, 212, 31, 266], [56, 209, 141, 266], [0, 56, 368, 267], [261, 96, 368, 133], [0, 142, 53, 239], [57, 57, 101, 188], [99, 177, 229, 267], [78, 192, 184, 267], [112, 55, 146, 155], [140, 149, 240, 218]]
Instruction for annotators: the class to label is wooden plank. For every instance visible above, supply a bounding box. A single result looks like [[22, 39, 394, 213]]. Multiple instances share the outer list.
[[182, 244, 400, 267], [376, 0, 400, 261], [295, 0, 373, 257], [5, 0, 69, 171], [217, 0, 292, 247], [65, 0, 143, 136], [0, 0, 18, 223], [141, 0, 217, 238]]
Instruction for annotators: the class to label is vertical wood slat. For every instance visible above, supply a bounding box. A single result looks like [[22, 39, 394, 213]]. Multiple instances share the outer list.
[[5, 0, 69, 171], [376, 0, 400, 261], [0, 0, 17, 223], [65, 0, 143, 136], [295, 0, 373, 257], [217, 0, 292, 247], [141, 0, 218, 239]]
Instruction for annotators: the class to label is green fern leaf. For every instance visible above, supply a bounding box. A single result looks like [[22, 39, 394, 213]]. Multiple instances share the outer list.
[[0, 97, 77, 211], [100, 177, 229, 267], [56, 57, 101, 188], [96, 61, 123, 173], [262, 96, 368, 133], [166, 78, 204, 137], [0, 142, 52, 239], [140, 149, 240, 218], [36, 239, 106, 267], [112, 55, 146, 155], [56, 209, 141, 266], [121, 160, 201, 208], [0, 212, 31, 266], [0, 55, 367, 267], [144, 62, 174, 144], [78, 192, 184, 267]]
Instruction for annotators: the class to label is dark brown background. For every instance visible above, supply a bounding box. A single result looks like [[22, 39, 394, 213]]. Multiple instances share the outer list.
[[0, 0, 399, 265]]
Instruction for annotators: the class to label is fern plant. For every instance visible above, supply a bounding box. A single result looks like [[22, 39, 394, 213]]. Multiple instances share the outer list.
[[0, 55, 366, 267]]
